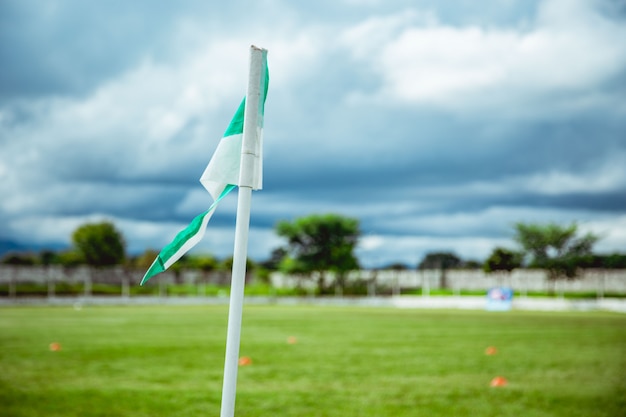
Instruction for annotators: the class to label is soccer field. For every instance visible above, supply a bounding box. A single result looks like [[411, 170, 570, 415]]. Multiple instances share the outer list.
[[1, 305, 624, 417]]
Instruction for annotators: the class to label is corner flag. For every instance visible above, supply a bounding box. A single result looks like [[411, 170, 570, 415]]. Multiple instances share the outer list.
[[141, 52, 269, 286]]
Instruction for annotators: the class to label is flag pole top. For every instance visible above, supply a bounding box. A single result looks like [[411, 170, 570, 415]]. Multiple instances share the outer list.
[[238, 45, 268, 189]]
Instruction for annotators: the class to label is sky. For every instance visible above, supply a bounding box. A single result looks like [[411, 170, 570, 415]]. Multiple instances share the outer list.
[[1, 0, 625, 268]]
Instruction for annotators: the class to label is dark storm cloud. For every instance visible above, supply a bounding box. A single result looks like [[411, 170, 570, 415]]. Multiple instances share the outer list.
[[264, 101, 625, 196], [1, 2, 166, 98], [1, 0, 625, 264]]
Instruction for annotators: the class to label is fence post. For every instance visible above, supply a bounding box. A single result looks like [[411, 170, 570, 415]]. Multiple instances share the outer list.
[[159, 279, 166, 298], [392, 272, 400, 296], [9, 267, 16, 299], [368, 270, 377, 297], [84, 269, 92, 298], [422, 270, 430, 297], [122, 274, 130, 298], [47, 268, 55, 299]]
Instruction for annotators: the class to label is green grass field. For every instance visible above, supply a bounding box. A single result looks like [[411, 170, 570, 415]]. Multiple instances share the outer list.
[[1, 305, 624, 417]]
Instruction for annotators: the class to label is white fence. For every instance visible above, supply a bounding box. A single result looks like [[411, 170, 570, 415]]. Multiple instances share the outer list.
[[1, 266, 625, 297], [270, 268, 626, 296]]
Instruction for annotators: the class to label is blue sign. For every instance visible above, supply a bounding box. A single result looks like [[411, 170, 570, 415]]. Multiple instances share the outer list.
[[486, 287, 514, 311]]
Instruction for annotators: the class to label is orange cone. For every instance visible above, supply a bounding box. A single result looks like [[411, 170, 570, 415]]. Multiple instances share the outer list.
[[490, 376, 508, 387], [287, 336, 297, 344], [238, 356, 252, 366], [49, 342, 61, 351], [485, 346, 498, 355]]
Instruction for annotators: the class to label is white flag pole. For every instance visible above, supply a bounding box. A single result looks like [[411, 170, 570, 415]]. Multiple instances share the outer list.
[[220, 45, 267, 417]]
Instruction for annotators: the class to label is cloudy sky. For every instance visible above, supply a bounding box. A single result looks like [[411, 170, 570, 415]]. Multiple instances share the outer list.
[[1, 0, 625, 267]]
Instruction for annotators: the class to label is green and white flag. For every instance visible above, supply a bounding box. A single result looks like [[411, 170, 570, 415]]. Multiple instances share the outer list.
[[141, 64, 269, 285]]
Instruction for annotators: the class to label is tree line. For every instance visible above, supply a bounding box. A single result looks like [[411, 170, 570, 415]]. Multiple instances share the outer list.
[[2, 215, 626, 293]]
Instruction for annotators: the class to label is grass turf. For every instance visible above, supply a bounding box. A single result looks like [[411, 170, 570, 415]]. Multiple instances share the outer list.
[[0, 305, 624, 417]]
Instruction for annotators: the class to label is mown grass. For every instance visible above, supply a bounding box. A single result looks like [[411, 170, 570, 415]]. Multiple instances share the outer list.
[[0, 305, 624, 417]]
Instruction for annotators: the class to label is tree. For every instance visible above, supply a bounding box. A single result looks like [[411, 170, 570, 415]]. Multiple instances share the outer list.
[[418, 252, 462, 270], [601, 253, 626, 269], [418, 252, 461, 289], [384, 262, 409, 271], [217, 256, 256, 281], [182, 254, 220, 284], [483, 247, 522, 274], [513, 222, 598, 283], [278, 256, 308, 275], [1, 252, 37, 265], [259, 248, 288, 271], [584, 253, 626, 269], [132, 249, 160, 269], [39, 250, 59, 266], [462, 260, 482, 269], [256, 248, 288, 284], [56, 250, 84, 268], [186, 254, 220, 273], [276, 214, 360, 294], [71, 221, 126, 267], [219, 256, 256, 273]]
